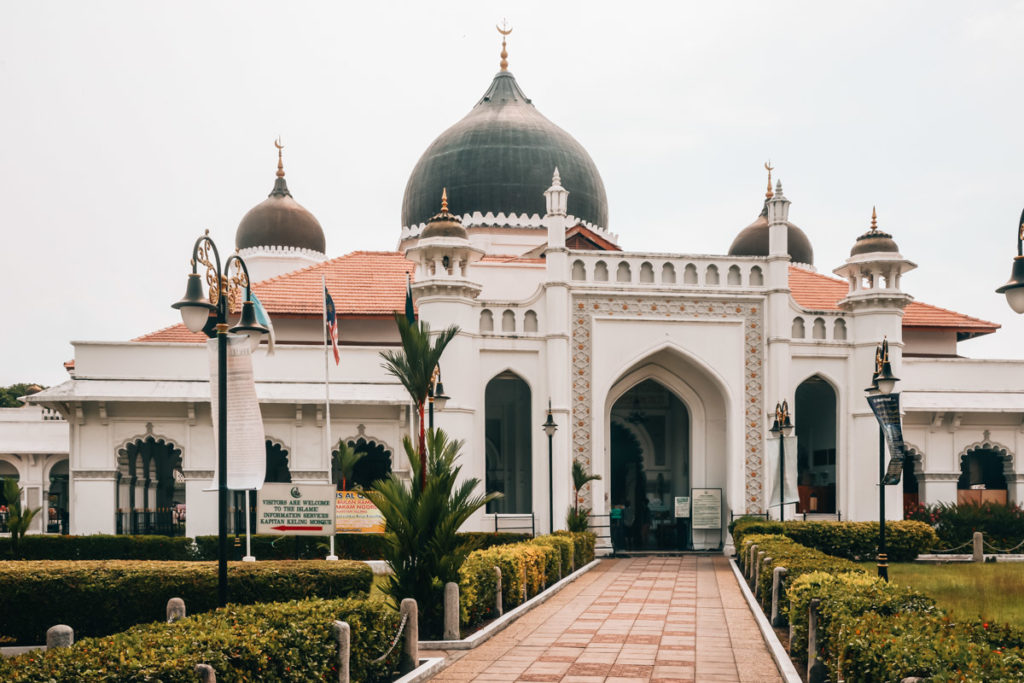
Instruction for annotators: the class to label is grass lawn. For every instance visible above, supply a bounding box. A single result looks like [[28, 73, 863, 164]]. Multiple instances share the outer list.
[[865, 562, 1024, 626]]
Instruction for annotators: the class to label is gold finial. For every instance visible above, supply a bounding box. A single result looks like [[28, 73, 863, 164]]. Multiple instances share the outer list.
[[441, 187, 449, 213], [274, 137, 285, 178], [497, 19, 512, 71], [764, 161, 774, 199], [871, 206, 878, 231]]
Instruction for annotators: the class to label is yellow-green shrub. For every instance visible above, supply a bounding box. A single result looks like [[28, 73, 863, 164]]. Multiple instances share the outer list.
[[730, 518, 937, 562], [532, 535, 574, 576]]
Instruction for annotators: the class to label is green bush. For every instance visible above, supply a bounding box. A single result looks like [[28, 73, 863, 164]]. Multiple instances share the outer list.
[[0, 597, 399, 682], [0, 560, 371, 644], [730, 518, 937, 562], [555, 530, 596, 567], [907, 501, 1024, 551], [194, 533, 390, 561], [532, 534, 574, 576], [0, 534, 199, 561]]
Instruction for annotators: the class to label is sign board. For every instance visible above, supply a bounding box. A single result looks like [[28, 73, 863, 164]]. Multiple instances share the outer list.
[[335, 491, 385, 534], [674, 496, 690, 518], [691, 488, 722, 530], [257, 483, 336, 535], [866, 392, 905, 485], [768, 435, 800, 508]]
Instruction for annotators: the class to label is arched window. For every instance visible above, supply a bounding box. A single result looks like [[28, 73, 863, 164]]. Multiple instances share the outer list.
[[727, 265, 741, 286], [749, 266, 764, 286], [639, 262, 654, 283], [571, 260, 586, 281], [480, 309, 494, 333], [265, 441, 291, 483], [833, 319, 847, 340], [958, 448, 1009, 505], [594, 261, 609, 281], [812, 318, 826, 340], [795, 376, 838, 514], [47, 459, 69, 534], [683, 264, 698, 284], [116, 437, 184, 536], [662, 263, 676, 284], [524, 310, 538, 333], [705, 265, 720, 285], [792, 317, 806, 338], [333, 438, 393, 490], [485, 372, 532, 513], [616, 262, 631, 282], [501, 310, 516, 332]]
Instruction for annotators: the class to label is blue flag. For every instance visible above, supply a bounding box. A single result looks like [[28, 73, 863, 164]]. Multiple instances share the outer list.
[[250, 292, 275, 356], [325, 287, 340, 365]]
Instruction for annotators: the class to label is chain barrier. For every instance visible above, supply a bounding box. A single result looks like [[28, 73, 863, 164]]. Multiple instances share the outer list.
[[926, 539, 976, 554], [982, 538, 1024, 554], [371, 612, 408, 665]]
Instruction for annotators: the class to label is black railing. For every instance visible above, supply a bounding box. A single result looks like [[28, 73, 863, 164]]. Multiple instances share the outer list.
[[587, 512, 612, 545], [114, 509, 186, 536]]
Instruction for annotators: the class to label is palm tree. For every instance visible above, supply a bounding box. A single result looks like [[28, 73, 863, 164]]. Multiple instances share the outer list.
[[379, 313, 459, 491], [364, 428, 501, 635], [332, 441, 367, 491], [2, 478, 40, 557], [567, 459, 601, 532]]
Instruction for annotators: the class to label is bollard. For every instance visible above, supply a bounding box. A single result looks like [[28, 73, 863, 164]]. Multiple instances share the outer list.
[[444, 582, 460, 640], [494, 567, 503, 617], [331, 620, 350, 683], [807, 598, 827, 683], [973, 531, 984, 563], [771, 566, 788, 627], [46, 624, 73, 649], [759, 557, 772, 607], [399, 598, 419, 675], [167, 597, 186, 623], [195, 663, 216, 682], [754, 551, 766, 594], [748, 545, 759, 584]]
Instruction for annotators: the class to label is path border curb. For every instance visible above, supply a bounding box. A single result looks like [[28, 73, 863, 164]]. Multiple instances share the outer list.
[[419, 559, 601, 651], [728, 558, 801, 683], [393, 657, 445, 683]]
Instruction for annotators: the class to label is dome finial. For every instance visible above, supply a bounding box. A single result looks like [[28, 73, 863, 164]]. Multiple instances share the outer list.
[[497, 19, 512, 71], [441, 187, 449, 213], [764, 161, 774, 199], [870, 205, 878, 231], [275, 137, 285, 178]]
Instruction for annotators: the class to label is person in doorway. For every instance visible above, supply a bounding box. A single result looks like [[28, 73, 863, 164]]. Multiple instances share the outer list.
[[610, 503, 624, 553]]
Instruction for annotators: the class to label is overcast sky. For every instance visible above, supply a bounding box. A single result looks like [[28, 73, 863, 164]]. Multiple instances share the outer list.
[[3, 1, 1024, 387]]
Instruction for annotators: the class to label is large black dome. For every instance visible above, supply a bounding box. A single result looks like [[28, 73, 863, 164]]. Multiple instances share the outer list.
[[401, 71, 609, 232]]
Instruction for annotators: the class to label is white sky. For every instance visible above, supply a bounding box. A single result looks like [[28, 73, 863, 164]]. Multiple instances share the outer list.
[[3, 1, 1024, 387]]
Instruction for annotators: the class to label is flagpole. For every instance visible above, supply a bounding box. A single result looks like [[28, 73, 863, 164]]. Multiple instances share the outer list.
[[323, 274, 338, 561], [242, 488, 255, 561]]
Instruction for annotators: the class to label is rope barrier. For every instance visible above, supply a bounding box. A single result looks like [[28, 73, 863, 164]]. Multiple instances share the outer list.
[[371, 612, 408, 665], [982, 538, 1024, 554], [926, 539, 976, 554]]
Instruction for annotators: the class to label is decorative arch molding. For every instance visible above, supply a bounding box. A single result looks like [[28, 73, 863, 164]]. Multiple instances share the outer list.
[[0, 454, 24, 479], [609, 415, 657, 468], [340, 424, 393, 455], [484, 367, 535, 393], [42, 455, 70, 483], [115, 423, 183, 462], [958, 433, 1015, 476], [903, 441, 925, 475]]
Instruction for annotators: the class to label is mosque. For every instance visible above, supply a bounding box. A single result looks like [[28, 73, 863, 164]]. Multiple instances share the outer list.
[[10, 32, 1024, 550]]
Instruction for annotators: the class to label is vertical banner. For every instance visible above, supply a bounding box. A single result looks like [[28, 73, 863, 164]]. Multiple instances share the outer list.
[[208, 336, 267, 491], [767, 435, 799, 508], [866, 393, 905, 485]]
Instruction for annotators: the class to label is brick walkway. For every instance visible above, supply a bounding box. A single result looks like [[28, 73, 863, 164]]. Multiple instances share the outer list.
[[424, 556, 782, 682]]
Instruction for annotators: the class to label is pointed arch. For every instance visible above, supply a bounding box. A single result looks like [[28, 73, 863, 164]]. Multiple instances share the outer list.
[[485, 370, 533, 514], [794, 374, 839, 513]]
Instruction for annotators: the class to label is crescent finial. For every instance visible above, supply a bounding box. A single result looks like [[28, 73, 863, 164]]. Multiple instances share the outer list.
[[275, 137, 285, 178], [497, 19, 512, 71], [764, 160, 774, 199]]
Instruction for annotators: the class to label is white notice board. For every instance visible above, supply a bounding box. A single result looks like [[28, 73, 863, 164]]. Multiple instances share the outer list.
[[257, 483, 337, 536], [674, 496, 690, 518], [690, 488, 722, 530]]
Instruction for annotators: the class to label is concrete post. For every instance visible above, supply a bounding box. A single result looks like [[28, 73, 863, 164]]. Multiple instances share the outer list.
[[444, 582, 460, 640], [807, 598, 827, 683], [167, 597, 186, 623], [331, 620, 350, 683], [399, 598, 418, 675], [771, 567, 788, 627], [755, 551, 766, 593], [195, 664, 216, 682], [748, 544, 759, 583], [494, 567, 503, 617], [973, 531, 984, 563], [46, 625, 73, 649], [760, 557, 772, 606]]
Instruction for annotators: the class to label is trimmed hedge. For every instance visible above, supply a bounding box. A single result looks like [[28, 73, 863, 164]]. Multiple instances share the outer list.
[[0, 531, 532, 562], [730, 517, 937, 562], [787, 570, 1024, 681], [459, 532, 595, 628], [907, 501, 1024, 551], [0, 560, 372, 645], [0, 597, 400, 682], [737, 533, 863, 609]]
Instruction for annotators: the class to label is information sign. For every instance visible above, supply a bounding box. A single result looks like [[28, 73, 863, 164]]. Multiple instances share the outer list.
[[674, 496, 691, 518], [691, 488, 722, 530], [257, 483, 336, 535], [335, 491, 385, 533]]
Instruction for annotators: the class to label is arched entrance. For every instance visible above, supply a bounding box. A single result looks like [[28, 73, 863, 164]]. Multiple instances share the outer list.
[[958, 448, 1009, 506], [47, 459, 69, 534], [794, 376, 838, 514], [609, 379, 690, 550], [484, 372, 532, 514], [0, 460, 20, 533], [336, 438, 392, 489], [116, 437, 185, 536]]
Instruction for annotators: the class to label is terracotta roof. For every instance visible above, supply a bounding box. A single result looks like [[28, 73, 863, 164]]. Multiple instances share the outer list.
[[136, 251, 414, 343], [565, 224, 621, 251], [788, 266, 999, 338]]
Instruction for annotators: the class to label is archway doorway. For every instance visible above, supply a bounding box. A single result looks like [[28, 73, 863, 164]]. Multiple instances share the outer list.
[[47, 460, 69, 534], [609, 379, 690, 550], [485, 372, 532, 514], [958, 448, 1008, 506], [0, 461, 20, 533], [116, 437, 185, 536], [794, 377, 837, 514], [902, 452, 920, 518]]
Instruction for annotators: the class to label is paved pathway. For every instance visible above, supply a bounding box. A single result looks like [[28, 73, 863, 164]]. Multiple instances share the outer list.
[[424, 556, 782, 682]]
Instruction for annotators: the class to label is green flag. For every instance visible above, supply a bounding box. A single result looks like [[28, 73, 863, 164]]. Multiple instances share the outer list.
[[405, 273, 416, 324]]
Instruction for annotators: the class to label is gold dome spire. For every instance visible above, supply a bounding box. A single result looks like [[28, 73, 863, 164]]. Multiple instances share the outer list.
[[497, 19, 512, 71], [275, 137, 285, 178], [764, 161, 774, 199]]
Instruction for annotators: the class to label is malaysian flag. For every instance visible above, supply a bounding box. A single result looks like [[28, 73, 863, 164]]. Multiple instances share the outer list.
[[325, 287, 340, 365]]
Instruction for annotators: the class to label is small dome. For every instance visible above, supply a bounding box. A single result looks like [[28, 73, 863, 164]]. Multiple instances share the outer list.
[[728, 202, 814, 265], [420, 190, 468, 240], [850, 208, 899, 256], [236, 165, 325, 254], [401, 70, 608, 233]]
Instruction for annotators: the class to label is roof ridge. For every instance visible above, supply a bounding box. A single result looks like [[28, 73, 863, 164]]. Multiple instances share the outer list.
[[132, 322, 188, 342]]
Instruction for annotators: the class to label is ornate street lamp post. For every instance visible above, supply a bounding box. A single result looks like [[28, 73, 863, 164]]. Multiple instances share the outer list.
[[172, 231, 267, 606], [769, 401, 794, 521], [996, 208, 1024, 313], [542, 401, 558, 534], [865, 340, 899, 581]]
